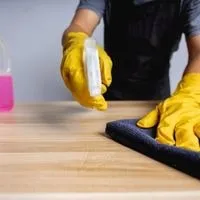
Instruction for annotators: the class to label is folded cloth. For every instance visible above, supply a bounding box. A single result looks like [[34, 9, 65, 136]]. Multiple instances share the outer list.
[[105, 119, 200, 179]]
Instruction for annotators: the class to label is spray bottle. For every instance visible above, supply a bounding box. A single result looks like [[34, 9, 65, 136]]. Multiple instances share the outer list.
[[83, 37, 101, 97]]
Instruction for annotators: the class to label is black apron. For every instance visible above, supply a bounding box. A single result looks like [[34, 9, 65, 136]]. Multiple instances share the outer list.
[[103, 0, 182, 100]]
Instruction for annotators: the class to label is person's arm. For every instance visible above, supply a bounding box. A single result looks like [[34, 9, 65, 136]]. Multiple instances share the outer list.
[[181, 0, 200, 74], [184, 35, 200, 74], [60, 0, 112, 111], [62, 0, 106, 46], [62, 9, 100, 45]]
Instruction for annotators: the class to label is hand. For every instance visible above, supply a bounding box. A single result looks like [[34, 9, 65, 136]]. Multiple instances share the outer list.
[[60, 32, 112, 111], [137, 73, 200, 152]]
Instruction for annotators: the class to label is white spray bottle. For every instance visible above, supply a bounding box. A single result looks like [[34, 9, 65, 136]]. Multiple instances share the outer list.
[[83, 37, 101, 97]]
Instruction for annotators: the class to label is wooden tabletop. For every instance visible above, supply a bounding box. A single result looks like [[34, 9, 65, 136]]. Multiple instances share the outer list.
[[0, 101, 199, 200]]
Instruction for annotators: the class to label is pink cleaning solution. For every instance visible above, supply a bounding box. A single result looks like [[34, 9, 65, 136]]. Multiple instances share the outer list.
[[0, 74, 14, 112]]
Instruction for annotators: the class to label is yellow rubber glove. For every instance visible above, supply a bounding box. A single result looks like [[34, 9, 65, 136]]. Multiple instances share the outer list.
[[137, 73, 200, 152], [60, 32, 112, 111]]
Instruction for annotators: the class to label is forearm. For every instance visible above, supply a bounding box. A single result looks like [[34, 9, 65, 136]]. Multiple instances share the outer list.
[[184, 53, 200, 74], [183, 34, 200, 75], [62, 9, 101, 46]]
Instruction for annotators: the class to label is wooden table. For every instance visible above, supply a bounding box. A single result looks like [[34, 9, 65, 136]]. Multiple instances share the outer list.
[[0, 101, 199, 200]]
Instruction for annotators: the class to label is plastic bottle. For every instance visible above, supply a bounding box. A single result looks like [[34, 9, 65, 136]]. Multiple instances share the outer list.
[[0, 38, 14, 112], [83, 37, 101, 97]]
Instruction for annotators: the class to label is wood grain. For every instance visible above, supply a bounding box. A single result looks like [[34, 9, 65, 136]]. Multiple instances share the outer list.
[[0, 101, 199, 199]]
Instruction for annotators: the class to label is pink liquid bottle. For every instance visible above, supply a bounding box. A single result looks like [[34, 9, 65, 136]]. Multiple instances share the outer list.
[[0, 39, 14, 112]]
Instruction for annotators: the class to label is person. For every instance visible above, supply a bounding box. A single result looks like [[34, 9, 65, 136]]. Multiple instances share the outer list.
[[60, 0, 200, 152]]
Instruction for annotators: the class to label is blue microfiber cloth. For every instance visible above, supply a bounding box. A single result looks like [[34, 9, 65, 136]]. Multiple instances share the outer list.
[[105, 119, 200, 179]]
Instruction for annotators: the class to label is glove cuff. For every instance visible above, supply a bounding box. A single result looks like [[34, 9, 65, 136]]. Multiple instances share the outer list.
[[174, 73, 200, 95], [62, 32, 89, 51]]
